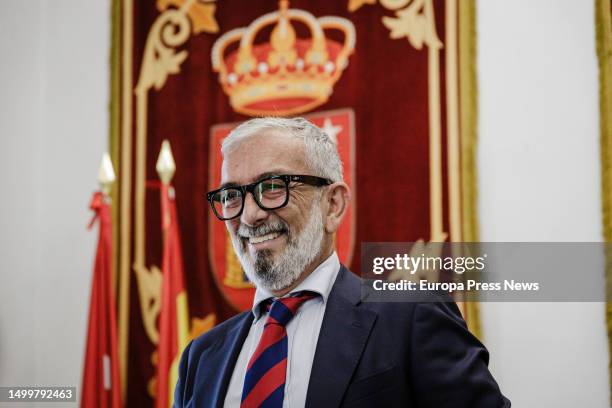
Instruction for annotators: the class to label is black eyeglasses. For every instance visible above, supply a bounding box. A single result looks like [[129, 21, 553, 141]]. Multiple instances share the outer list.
[[206, 174, 332, 221]]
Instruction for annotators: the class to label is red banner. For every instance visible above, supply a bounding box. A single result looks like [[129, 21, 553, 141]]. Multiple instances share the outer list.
[[155, 183, 190, 408], [81, 192, 121, 408]]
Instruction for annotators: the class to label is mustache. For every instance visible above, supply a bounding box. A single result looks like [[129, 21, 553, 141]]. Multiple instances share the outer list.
[[237, 220, 289, 238]]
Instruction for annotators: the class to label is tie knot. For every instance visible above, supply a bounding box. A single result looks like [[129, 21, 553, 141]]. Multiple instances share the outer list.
[[264, 291, 318, 327]]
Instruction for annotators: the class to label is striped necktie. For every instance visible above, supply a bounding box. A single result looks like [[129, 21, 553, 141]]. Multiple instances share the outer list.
[[241, 291, 318, 408]]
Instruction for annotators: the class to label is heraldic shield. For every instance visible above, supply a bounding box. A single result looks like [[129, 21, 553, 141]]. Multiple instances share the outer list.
[[208, 109, 356, 311]]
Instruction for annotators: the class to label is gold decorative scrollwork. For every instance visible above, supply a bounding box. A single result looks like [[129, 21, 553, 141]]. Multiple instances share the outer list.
[[158, 0, 219, 34], [382, 0, 442, 50], [135, 9, 191, 93], [379, 0, 410, 10], [348, 0, 376, 12], [134, 265, 162, 343]]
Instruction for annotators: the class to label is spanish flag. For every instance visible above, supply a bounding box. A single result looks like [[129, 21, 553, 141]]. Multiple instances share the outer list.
[[155, 177, 190, 408], [81, 191, 122, 408]]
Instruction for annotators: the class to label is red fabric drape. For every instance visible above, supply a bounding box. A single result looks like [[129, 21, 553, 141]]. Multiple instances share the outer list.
[[81, 192, 121, 408], [156, 184, 190, 408]]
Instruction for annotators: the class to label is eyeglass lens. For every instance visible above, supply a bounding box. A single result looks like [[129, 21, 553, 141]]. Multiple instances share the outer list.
[[211, 177, 288, 219]]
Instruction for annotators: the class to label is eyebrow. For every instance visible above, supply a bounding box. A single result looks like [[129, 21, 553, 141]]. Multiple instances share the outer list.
[[219, 181, 239, 189], [219, 170, 291, 189]]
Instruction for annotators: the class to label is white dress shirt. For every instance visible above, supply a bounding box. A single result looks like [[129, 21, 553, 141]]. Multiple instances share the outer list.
[[223, 252, 340, 408]]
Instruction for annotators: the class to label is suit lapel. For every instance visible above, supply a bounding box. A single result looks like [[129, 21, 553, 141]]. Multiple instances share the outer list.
[[305, 266, 378, 407], [193, 312, 253, 408]]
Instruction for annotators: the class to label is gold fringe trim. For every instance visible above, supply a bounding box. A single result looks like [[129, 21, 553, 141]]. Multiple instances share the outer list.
[[459, 0, 482, 340], [596, 0, 612, 403]]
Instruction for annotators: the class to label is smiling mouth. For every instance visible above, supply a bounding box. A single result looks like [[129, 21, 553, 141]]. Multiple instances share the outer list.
[[248, 231, 282, 245]]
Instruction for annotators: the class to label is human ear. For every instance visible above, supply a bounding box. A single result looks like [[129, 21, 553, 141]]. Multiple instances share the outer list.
[[323, 182, 350, 234]]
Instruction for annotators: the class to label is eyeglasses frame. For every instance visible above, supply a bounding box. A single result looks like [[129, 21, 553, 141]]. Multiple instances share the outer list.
[[206, 174, 332, 221]]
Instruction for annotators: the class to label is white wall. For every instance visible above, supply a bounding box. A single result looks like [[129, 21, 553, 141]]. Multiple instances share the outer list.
[[0, 0, 110, 399], [477, 0, 609, 407]]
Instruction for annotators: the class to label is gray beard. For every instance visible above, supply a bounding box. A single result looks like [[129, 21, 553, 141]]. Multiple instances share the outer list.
[[230, 203, 324, 292]]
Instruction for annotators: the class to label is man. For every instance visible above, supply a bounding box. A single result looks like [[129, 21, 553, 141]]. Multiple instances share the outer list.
[[174, 117, 510, 407]]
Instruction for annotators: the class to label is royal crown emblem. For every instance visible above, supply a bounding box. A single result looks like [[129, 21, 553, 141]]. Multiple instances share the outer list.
[[211, 1, 356, 116]]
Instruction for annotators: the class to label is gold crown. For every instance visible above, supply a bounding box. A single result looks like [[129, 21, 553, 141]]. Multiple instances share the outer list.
[[211, 1, 356, 116]]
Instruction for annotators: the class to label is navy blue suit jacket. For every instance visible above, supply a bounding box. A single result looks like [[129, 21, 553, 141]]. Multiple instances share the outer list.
[[174, 266, 510, 407]]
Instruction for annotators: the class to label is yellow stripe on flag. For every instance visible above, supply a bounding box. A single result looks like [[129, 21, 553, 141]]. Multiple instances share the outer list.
[[168, 291, 190, 407]]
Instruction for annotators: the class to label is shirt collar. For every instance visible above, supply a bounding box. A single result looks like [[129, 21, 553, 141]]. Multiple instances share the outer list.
[[251, 251, 340, 322]]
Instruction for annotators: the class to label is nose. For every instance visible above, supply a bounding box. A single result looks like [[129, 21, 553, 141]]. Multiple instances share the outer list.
[[240, 192, 269, 226]]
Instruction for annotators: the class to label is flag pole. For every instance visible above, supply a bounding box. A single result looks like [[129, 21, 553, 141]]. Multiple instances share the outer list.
[[155, 141, 190, 408], [81, 153, 121, 408]]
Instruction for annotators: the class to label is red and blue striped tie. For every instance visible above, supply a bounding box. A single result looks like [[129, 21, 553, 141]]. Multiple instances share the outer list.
[[241, 291, 317, 408]]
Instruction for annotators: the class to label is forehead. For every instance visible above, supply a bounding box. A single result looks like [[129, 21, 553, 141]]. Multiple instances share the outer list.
[[221, 129, 308, 183]]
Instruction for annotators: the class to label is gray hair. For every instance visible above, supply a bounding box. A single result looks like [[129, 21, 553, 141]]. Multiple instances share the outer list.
[[221, 117, 343, 182]]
